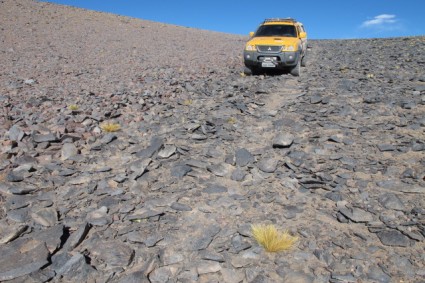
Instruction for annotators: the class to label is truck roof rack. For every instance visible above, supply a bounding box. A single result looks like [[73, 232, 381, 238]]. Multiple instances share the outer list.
[[263, 18, 297, 24]]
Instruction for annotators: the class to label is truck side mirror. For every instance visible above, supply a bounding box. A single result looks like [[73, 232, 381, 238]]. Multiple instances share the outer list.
[[299, 32, 307, 39], [249, 32, 255, 38]]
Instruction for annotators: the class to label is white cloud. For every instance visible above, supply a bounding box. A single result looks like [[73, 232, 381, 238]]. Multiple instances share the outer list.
[[361, 14, 397, 28]]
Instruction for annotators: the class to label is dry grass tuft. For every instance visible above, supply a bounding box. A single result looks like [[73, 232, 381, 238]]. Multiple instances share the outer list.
[[100, 122, 121, 132], [251, 224, 298, 252], [227, 117, 237, 124], [68, 104, 79, 111], [182, 99, 193, 106]]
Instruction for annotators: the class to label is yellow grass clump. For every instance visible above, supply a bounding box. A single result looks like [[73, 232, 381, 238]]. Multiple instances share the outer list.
[[227, 117, 237, 124], [100, 122, 121, 132], [68, 104, 79, 111], [182, 99, 193, 106], [251, 224, 298, 252]]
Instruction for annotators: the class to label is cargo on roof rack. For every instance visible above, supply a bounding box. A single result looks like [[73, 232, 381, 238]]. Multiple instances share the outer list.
[[263, 18, 297, 23]]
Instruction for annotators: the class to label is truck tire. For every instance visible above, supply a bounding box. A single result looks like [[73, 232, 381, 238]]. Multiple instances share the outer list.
[[301, 54, 307, 67], [290, 60, 301, 76], [243, 66, 252, 75]]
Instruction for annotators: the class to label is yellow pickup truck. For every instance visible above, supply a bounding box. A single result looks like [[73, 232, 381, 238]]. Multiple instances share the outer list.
[[243, 18, 307, 76]]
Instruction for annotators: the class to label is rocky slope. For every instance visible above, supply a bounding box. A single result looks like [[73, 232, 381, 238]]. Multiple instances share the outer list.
[[0, 0, 424, 282]]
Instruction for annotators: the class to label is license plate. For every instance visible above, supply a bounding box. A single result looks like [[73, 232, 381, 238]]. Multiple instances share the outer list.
[[262, 62, 275, 68]]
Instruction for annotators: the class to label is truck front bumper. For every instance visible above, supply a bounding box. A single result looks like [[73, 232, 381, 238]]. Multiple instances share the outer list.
[[243, 50, 300, 70]]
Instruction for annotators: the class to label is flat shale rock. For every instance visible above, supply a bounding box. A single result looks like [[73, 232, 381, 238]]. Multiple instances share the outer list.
[[376, 230, 411, 247], [90, 241, 135, 268], [61, 143, 79, 160], [86, 206, 112, 226], [235, 148, 255, 167], [378, 193, 405, 211], [338, 207, 374, 223], [272, 133, 294, 148], [55, 253, 98, 282], [31, 207, 58, 227], [0, 239, 50, 281]]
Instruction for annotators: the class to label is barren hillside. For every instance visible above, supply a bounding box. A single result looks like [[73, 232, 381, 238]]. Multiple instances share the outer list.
[[0, 0, 424, 282]]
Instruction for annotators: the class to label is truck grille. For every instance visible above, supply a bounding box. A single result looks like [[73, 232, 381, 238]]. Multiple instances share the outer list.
[[257, 45, 282, 53]]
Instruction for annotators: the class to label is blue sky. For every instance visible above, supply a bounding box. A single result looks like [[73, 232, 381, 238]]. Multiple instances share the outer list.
[[41, 0, 425, 39]]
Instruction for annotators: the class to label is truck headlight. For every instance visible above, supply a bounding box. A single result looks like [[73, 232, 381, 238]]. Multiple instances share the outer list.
[[287, 46, 295, 51], [245, 45, 255, 51]]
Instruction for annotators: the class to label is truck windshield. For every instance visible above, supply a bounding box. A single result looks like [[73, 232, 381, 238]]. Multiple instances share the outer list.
[[255, 25, 297, 37]]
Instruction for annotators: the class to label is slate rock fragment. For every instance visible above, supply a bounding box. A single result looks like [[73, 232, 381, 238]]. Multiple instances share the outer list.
[[64, 222, 91, 251], [203, 183, 228, 194], [86, 206, 112, 226], [0, 240, 50, 281], [338, 207, 374, 223], [91, 241, 135, 267], [56, 253, 98, 282], [31, 207, 58, 227], [378, 193, 405, 211], [235, 148, 254, 167], [272, 133, 294, 148], [136, 136, 164, 158], [171, 164, 192, 178], [376, 230, 410, 247], [258, 158, 278, 173]]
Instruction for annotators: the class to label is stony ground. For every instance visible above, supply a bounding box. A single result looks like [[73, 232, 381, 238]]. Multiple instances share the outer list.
[[1, 0, 424, 282]]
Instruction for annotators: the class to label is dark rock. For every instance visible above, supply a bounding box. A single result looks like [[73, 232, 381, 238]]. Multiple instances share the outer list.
[[377, 144, 396, 152], [129, 158, 151, 180], [6, 172, 24, 182], [144, 234, 164, 247], [33, 132, 57, 143], [207, 163, 230, 176], [231, 234, 252, 253], [170, 164, 192, 178], [258, 158, 278, 173], [56, 253, 98, 282], [281, 270, 314, 283], [7, 207, 30, 223], [119, 271, 150, 283], [31, 207, 58, 226], [189, 225, 221, 251], [91, 241, 135, 267], [61, 143, 79, 160], [8, 185, 37, 195], [170, 202, 192, 211], [367, 265, 391, 283], [31, 224, 64, 253], [86, 206, 112, 226], [339, 207, 374, 223], [272, 133, 294, 148], [127, 208, 164, 221], [100, 133, 117, 144], [310, 94, 322, 104], [135, 136, 164, 158], [378, 193, 405, 211], [64, 222, 91, 251], [158, 144, 176, 158], [0, 224, 28, 244], [283, 205, 303, 219], [8, 125, 25, 142], [199, 250, 225, 262], [159, 248, 184, 266], [203, 183, 228, 194], [235, 148, 254, 167], [231, 167, 246, 181], [376, 230, 410, 247], [0, 239, 50, 281], [196, 261, 221, 275]]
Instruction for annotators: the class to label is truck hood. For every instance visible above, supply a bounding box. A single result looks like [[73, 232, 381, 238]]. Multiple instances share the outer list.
[[247, 37, 299, 46]]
